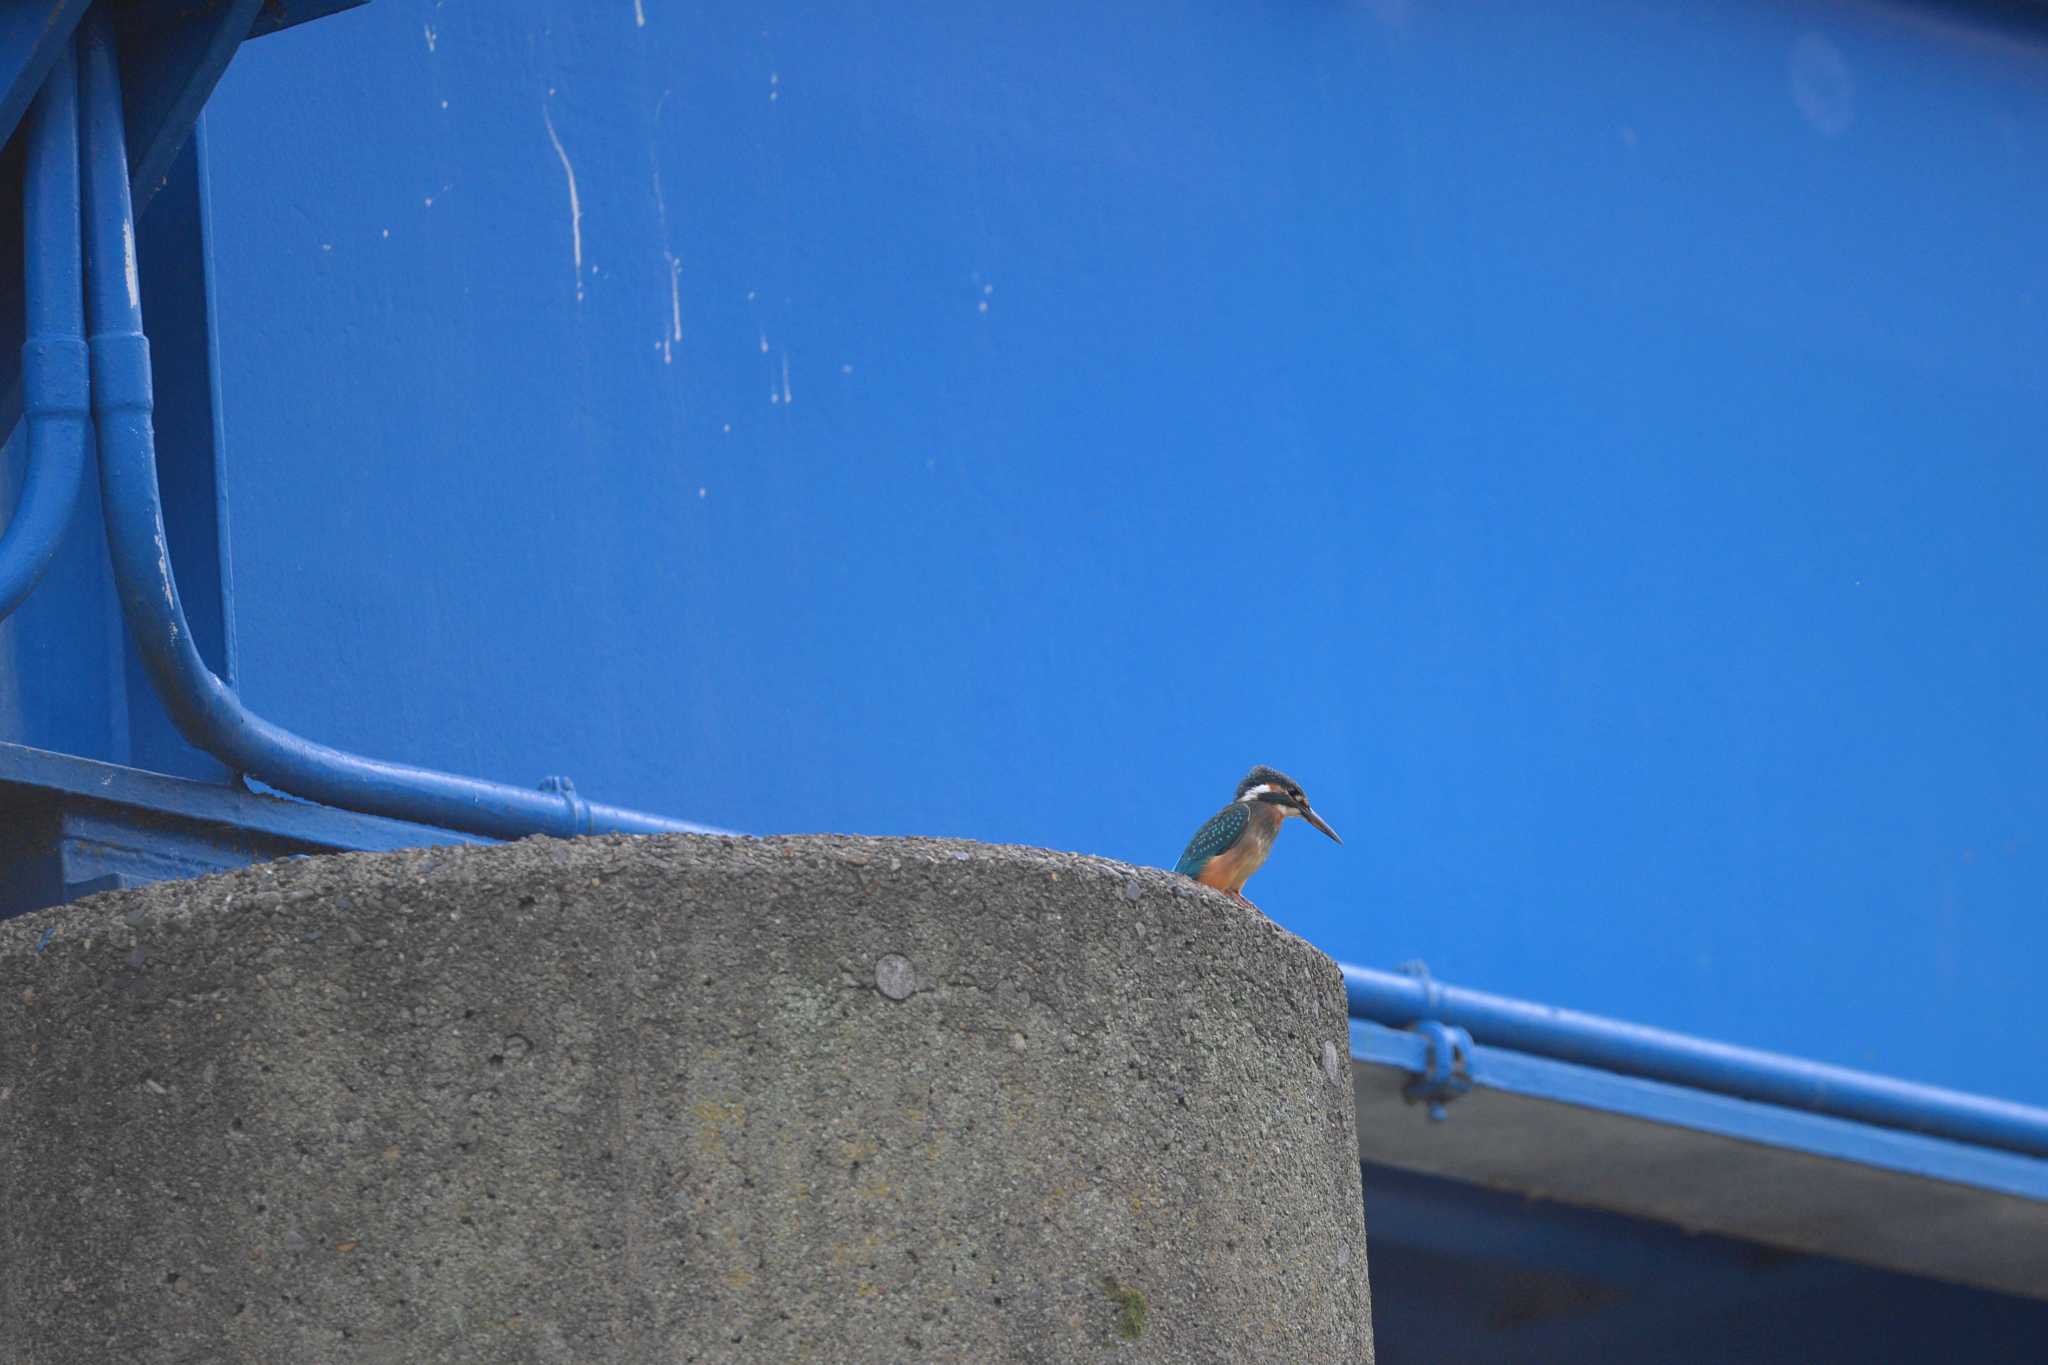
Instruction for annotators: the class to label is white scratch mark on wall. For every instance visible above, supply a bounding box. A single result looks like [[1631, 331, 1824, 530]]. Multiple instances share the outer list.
[[758, 334, 769, 354], [634, 0, 646, 26], [424, 23, 437, 51], [542, 97, 585, 302], [780, 353, 792, 404], [664, 260, 682, 363], [650, 89, 681, 364]]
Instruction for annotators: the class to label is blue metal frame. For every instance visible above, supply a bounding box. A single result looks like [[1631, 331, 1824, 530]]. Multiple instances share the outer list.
[[245, 2, 369, 41], [0, 740, 488, 918], [61, 4, 722, 842], [1345, 961, 2048, 1160], [0, 35, 83, 620], [0, 0, 361, 439], [0, 0, 90, 156], [112, 0, 266, 221], [0, 740, 486, 853]]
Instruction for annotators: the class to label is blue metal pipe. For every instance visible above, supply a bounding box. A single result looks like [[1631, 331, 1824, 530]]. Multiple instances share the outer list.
[[74, 8, 716, 842], [1342, 960, 2048, 1160], [0, 40, 89, 621]]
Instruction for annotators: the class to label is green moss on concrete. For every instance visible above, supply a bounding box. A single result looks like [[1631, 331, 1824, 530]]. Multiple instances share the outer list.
[[1103, 1276, 1148, 1341]]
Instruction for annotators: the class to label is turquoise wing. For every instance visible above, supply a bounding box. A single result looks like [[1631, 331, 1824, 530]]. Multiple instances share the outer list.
[[1174, 803, 1248, 876]]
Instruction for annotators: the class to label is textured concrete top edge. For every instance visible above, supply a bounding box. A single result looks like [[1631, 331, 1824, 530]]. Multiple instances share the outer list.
[[0, 833, 1339, 973]]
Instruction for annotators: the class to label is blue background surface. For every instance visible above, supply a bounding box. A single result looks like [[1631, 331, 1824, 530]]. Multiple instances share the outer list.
[[173, 0, 2048, 1102]]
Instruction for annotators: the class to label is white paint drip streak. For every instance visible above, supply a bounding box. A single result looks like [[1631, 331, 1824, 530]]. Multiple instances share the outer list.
[[652, 90, 680, 357], [542, 102, 584, 301]]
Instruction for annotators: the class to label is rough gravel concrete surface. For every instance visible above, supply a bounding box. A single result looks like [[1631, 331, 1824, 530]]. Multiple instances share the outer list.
[[0, 834, 1372, 1364]]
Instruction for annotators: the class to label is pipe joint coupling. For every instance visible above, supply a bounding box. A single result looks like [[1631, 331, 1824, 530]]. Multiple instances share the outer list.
[[87, 331, 153, 413]]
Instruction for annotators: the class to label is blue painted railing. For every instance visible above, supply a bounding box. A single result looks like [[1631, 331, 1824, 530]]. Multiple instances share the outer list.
[[1343, 961, 2048, 1160]]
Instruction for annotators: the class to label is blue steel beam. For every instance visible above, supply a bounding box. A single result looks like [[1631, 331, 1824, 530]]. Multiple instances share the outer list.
[[0, 0, 364, 155], [246, 0, 369, 40], [0, 0, 351, 440], [0, 0, 359, 158], [0, 739, 486, 853], [0, 740, 487, 917], [1343, 961, 2048, 1160], [0, 34, 83, 619], [0, 0, 89, 155], [74, 6, 720, 843], [112, 0, 264, 220]]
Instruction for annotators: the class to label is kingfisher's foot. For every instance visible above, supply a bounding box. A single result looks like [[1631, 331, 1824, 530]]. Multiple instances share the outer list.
[[1233, 891, 1260, 910]]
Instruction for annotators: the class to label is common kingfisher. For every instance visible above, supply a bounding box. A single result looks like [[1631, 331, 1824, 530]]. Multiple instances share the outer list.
[[1173, 765, 1342, 905]]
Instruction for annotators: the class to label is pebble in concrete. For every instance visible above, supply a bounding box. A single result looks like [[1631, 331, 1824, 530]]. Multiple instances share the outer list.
[[874, 952, 916, 1001]]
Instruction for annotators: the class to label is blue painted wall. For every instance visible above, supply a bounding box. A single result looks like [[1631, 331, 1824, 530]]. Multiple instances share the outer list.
[[154, 0, 2048, 1106]]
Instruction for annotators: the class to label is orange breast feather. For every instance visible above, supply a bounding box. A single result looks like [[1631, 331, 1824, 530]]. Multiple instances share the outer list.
[[1195, 808, 1280, 893]]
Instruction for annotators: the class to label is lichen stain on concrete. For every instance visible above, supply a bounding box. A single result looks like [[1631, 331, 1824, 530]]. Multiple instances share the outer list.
[[692, 1098, 745, 1154], [1102, 1275, 1148, 1341]]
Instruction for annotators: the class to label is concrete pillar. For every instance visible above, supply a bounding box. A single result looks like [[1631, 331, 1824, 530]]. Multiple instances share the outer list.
[[1, 835, 1372, 1362]]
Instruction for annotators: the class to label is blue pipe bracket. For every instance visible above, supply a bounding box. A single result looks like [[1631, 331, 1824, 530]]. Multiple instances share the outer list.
[[71, 4, 719, 844], [0, 38, 86, 622], [1402, 1018, 1475, 1122], [1342, 960, 2048, 1160]]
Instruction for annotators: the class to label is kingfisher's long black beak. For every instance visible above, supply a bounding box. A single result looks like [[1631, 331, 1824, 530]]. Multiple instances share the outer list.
[[1299, 804, 1342, 845]]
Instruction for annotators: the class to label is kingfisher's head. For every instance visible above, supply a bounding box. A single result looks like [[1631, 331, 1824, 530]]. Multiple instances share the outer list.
[[1234, 765, 1342, 844]]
